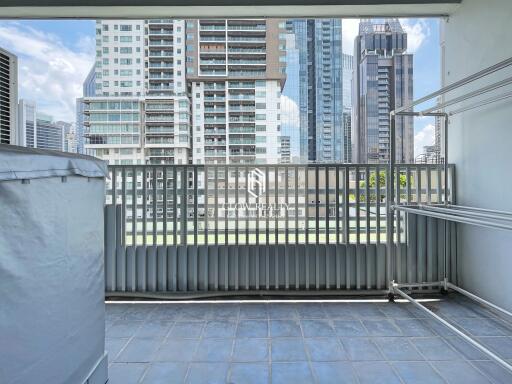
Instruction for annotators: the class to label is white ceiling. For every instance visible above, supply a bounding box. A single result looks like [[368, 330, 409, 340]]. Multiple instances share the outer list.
[[0, 2, 461, 19]]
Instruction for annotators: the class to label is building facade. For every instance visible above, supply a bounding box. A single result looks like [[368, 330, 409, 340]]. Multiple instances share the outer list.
[[144, 19, 190, 165], [36, 113, 64, 151], [342, 53, 353, 163], [285, 19, 344, 163], [75, 65, 96, 154], [84, 19, 191, 165], [18, 99, 37, 148], [352, 19, 414, 164], [84, 19, 286, 166], [0, 47, 18, 145], [187, 19, 286, 165], [279, 31, 300, 164]]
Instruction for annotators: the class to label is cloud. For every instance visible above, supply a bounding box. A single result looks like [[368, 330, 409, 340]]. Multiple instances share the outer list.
[[280, 94, 300, 129], [343, 18, 429, 56], [0, 23, 94, 122], [414, 123, 436, 157], [342, 19, 360, 55], [400, 19, 430, 53]]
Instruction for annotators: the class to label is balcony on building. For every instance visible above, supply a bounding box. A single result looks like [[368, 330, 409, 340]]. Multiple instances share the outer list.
[[3, 2, 512, 384]]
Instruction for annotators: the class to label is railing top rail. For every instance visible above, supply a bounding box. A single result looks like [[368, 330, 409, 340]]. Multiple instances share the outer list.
[[107, 163, 454, 169]]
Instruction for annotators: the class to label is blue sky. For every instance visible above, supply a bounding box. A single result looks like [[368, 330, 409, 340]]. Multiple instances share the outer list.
[[0, 18, 439, 154]]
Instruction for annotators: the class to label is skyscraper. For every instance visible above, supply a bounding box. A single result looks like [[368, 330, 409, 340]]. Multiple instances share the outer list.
[[285, 19, 343, 163], [342, 53, 353, 163], [83, 20, 192, 165], [144, 19, 190, 165], [0, 47, 18, 145], [352, 19, 414, 164], [279, 29, 300, 163], [18, 99, 37, 148], [36, 113, 64, 151], [84, 21, 146, 164], [187, 19, 286, 165]]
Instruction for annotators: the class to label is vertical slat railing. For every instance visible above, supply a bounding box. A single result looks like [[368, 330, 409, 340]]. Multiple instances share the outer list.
[[275, 166, 279, 244], [108, 163, 454, 249], [132, 166, 136, 246], [142, 166, 147, 246], [194, 166, 198, 245], [204, 166, 209, 246], [235, 166, 239, 246], [325, 166, 330, 244], [172, 167, 177, 245], [285, 166, 289, 245], [163, 167, 167, 246], [214, 166, 218, 245], [152, 167, 157, 245]]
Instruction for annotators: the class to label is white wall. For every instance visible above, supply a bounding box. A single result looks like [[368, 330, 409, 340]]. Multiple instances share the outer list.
[[442, 0, 512, 310]]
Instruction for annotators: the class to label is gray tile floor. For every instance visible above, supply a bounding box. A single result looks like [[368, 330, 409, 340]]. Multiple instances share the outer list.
[[105, 294, 512, 384]]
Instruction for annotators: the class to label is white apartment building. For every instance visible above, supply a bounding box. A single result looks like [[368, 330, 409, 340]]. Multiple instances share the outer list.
[[85, 19, 191, 165], [95, 20, 145, 97], [84, 19, 284, 165], [187, 19, 286, 165], [144, 19, 190, 165]]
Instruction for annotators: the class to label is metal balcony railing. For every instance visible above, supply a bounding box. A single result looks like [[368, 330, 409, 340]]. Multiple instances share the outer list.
[[105, 163, 454, 247]]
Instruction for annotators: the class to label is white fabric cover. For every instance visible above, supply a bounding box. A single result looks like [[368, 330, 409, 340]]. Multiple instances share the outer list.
[[0, 146, 107, 384], [0, 144, 108, 181]]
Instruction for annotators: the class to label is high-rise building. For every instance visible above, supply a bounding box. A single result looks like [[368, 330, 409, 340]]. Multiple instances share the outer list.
[[279, 29, 300, 163], [55, 121, 74, 152], [144, 19, 190, 165], [352, 19, 414, 164], [84, 19, 191, 165], [0, 47, 18, 145], [187, 19, 286, 165], [36, 113, 64, 151], [18, 99, 37, 148], [84, 18, 284, 165], [84, 21, 146, 164], [342, 53, 353, 163], [285, 19, 343, 163], [75, 65, 96, 154]]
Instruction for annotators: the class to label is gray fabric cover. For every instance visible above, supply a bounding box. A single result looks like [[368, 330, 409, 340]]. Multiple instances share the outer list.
[[0, 144, 108, 181], [0, 148, 107, 384]]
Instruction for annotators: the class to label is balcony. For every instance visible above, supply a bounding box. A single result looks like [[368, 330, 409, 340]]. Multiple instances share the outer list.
[[5, 2, 512, 384]]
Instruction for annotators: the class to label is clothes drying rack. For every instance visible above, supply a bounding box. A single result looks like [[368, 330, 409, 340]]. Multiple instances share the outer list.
[[386, 56, 512, 373]]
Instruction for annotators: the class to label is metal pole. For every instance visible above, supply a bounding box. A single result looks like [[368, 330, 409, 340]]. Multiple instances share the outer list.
[[447, 204, 512, 217], [449, 89, 512, 116], [394, 285, 512, 375], [394, 281, 443, 289], [392, 206, 512, 231], [421, 76, 512, 115], [418, 204, 512, 222], [387, 113, 396, 297], [447, 282, 512, 319], [392, 56, 512, 115]]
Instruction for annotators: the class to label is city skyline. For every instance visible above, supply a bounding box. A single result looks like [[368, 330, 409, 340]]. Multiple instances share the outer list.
[[0, 17, 440, 160]]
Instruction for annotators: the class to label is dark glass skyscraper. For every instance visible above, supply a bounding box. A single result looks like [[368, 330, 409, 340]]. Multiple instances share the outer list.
[[352, 19, 414, 164], [285, 19, 344, 163]]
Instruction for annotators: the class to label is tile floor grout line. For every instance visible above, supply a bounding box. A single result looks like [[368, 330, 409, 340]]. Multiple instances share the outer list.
[[105, 297, 512, 384]]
